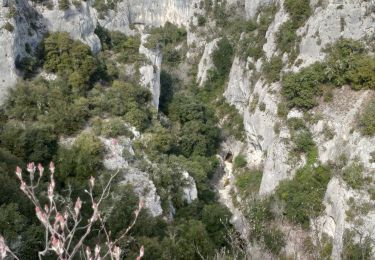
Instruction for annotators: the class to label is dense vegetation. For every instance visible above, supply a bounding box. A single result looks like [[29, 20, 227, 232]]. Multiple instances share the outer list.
[[0, 19, 247, 257], [275, 164, 332, 229], [282, 39, 375, 110], [2, 1, 375, 258], [277, 0, 311, 61]]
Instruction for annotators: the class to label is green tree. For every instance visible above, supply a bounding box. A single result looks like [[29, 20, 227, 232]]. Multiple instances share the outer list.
[[57, 132, 103, 182], [202, 203, 231, 246], [212, 37, 233, 76]]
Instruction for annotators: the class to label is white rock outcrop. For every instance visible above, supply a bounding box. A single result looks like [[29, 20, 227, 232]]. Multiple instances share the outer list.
[[139, 34, 163, 109], [196, 38, 221, 86], [295, 0, 374, 69], [245, 0, 273, 20], [36, 0, 101, 53], [100, 0, 195, 34], [101, 136, 163, 217], [0, 0, 44, 103], [181, 171, 198, 203], [222, 1, 375, 257]]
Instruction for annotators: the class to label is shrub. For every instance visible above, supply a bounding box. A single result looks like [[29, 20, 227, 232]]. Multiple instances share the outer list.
[[259, 102, 266, 112], [124, 107, 151, 132], [345, 56, 375, 90], [212, 37, 234, 76], [0, 121, 57, 163], [262, 55, 283, 83], [58, 0, 70, 10], [263, 228, 286, 255], [282, 62, 325, 109], [233, 155, 247, 169], [197, 15, 206, 26], [359, 98, 375, 136], [282, 39, 375, 111], [322, 123, 335, 140], [43, 32, 99, 93], [202, 203, 231, 246], [215, 98, 245, 140], [277, 21, 297, 54], [45, 95, 90, 135], [57, 132, 103, 182], [15, 56, 39, 78], [342, 230, 373, 260], [277, 102, 289, 118], [342, 162, 365, 189], [147, 129, 175, 154], [277, 0, 311, 54], [245, 198, 275, 244], [275, 165, 332, 229], [235, 169, 263, 198], [145, 22, 186, 50], [293, 130, 315, 154], [92, 118, 133, 138], [324, 39, 375, 89], [3, 22, 14, 32]]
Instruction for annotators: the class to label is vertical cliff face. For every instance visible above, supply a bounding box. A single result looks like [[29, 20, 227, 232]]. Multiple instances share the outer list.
[[219, 0, 375, 258], [139, 34, 163, 109], [0, 0, 101, 104], [0, 0, 44, 103], [1, 0, 374, 257], [0, 0, 196, 105], [100, 0, 194, 34], [35, 0, 101, 52], [224, 0, 375, 195]]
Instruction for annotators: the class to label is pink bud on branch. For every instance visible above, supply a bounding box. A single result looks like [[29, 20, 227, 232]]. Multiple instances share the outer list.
[[51, 235, 63, 255], [35, 207, 47, 226], [94, 245, 101, 258], [15, 166, 22, 181], [55, 212, 65, 231], [48, 183, 54, 202], [27, 162, 36, 181], [27, 162, 36, 174], [136, 245, 144, 260], [20, 181, 26, 194], [89, 176, 95, 188], [113, 246, 121, 260], [85, 246, 92, 260], [0, 235, 7, 259], [37, 163, 44, 178], [49, 161, 55, 174], [90, 203, 99, 223], [74, 197, 82, 217]]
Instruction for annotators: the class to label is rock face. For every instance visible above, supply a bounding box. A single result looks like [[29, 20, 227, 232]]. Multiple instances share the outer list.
[[0, 0, 198, 105], [245, 0, 273, 19], [296, 0, 374, 69], [101, 136, 163, 217], [181, 171, 198, 203], [224, 0, 375, 195], [220, 0, 375, 258], [196, 38, 221, 86], [139, 34, 163, 109], [101, 0, 195, 34], [0, 0, 100, 104], [36, 0, 101, 53], [0, 0, 44, 103]]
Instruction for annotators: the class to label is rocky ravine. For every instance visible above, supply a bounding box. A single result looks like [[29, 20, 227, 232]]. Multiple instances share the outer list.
[[1, 0, 375, 258]]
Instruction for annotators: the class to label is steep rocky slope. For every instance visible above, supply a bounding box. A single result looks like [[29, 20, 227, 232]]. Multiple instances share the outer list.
[[1, 0, 375, 258]]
